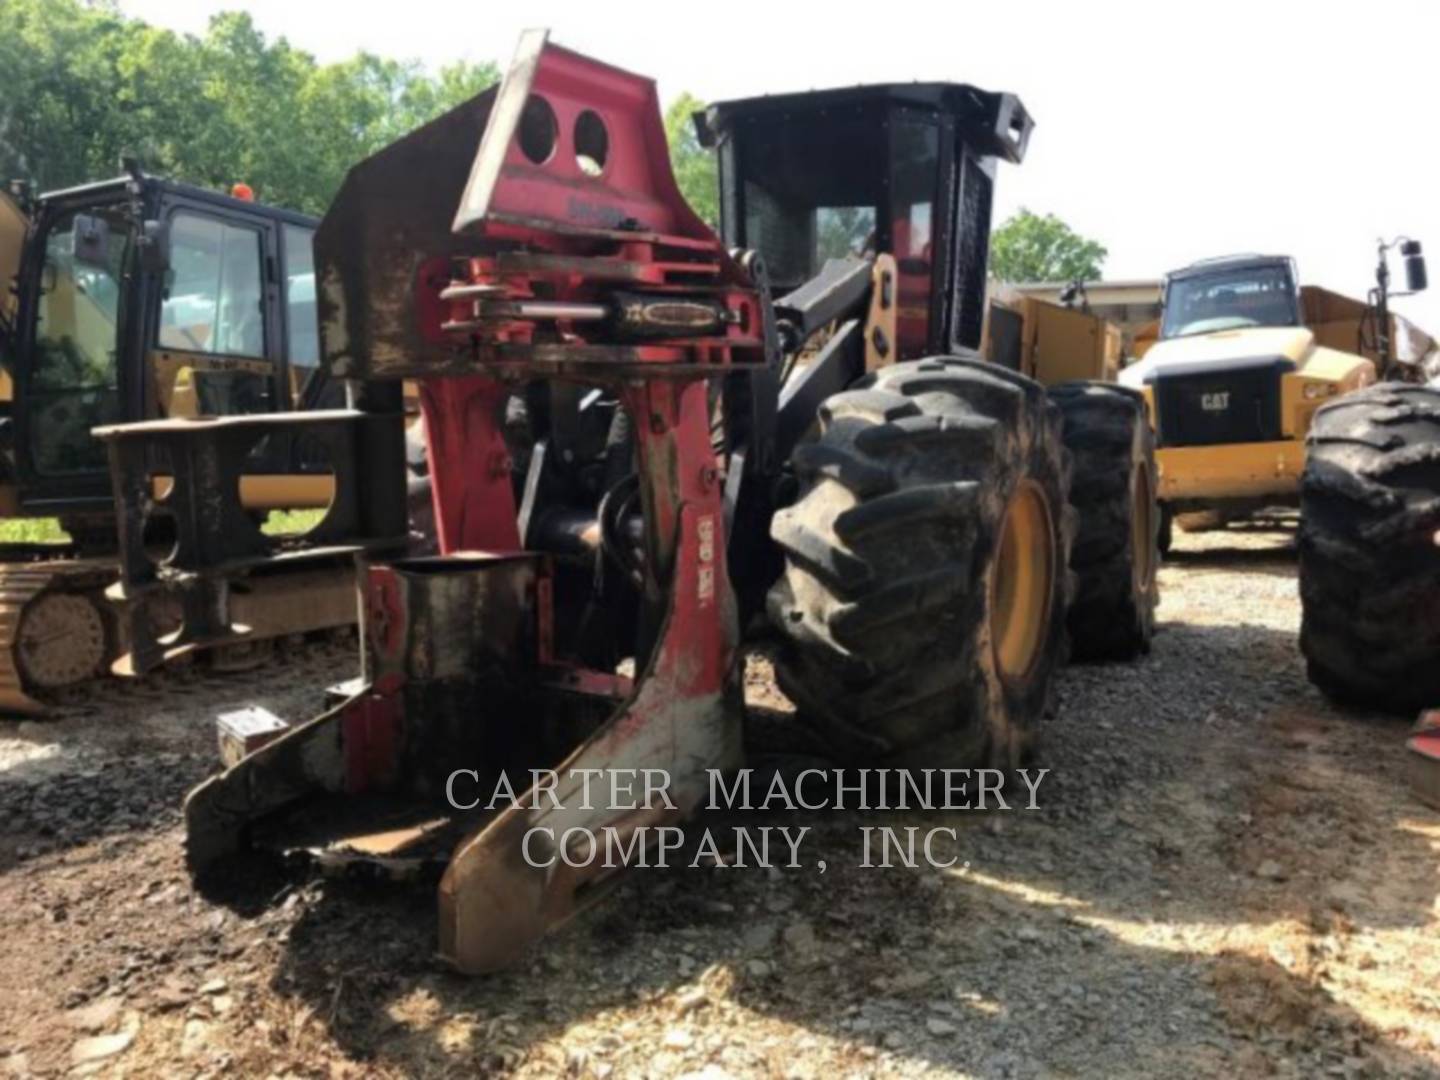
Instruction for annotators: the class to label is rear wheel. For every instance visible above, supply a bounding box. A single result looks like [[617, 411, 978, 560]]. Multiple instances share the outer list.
[[767, 356, 1073, 769], [1298, 383, 1440, 712], [1050, 382, 1158, 660]]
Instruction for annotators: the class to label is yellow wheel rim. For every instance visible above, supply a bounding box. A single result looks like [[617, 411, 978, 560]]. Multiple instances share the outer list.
[[1132, 463, 1156, 593], [990, 480, 1056, 685]]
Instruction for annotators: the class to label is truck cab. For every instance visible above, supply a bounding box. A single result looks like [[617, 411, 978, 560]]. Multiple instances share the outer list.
[[0, 170, 335, 529]]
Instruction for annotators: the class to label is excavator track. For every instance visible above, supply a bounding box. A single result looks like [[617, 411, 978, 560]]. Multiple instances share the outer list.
[[0, 558, 119, 713], [0, 554, 357, 716]]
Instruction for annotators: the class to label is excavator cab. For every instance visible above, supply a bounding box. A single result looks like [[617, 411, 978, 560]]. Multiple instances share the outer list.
[[1, 172, 338, 521], [0, 173, 361, 710], [700, 83, 1031, 358]]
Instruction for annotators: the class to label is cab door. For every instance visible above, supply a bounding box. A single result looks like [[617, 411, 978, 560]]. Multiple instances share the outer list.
[[13, 197, 137, 510], [0, 188, 30, 500], [146, 198, 284, 426]]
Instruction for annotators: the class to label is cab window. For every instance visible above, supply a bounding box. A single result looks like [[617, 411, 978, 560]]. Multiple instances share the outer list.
[[156, 212, 273, 418], [1161, 264, 1299, 340], [736, 104, 885, 291], [891, 116, 939, 358], [159, 213, 265, 357], [282, 224, 319, 405], [29, 207, 129, 476]]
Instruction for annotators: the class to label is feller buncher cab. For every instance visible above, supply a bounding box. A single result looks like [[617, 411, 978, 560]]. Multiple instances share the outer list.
[[0, 169, 356, 709], [1120, 249, 1433, 548], [699, 79, 1025, 360], [97, 32, 1158, 972]]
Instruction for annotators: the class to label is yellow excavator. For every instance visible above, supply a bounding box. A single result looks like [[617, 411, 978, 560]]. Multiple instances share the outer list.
[[0, 166, 368, 711]]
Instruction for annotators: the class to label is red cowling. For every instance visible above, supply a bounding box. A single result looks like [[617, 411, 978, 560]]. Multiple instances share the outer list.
[[415, 29, 765, 561]]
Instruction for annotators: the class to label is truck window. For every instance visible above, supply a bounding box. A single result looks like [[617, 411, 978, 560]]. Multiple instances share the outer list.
[[1161, 264, 1299, 339], [282, 223, 319, 405], [29, 208, 129, 476]]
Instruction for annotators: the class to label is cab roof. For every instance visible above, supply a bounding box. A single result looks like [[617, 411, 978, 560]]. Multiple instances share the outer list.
[[1166, 253, 1293, 282], [36, 174, 317, 228], [698, 81, 1033, 165]]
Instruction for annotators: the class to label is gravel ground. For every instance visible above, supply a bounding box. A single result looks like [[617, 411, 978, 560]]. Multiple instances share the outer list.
[[1, 522, 1438, 1078]]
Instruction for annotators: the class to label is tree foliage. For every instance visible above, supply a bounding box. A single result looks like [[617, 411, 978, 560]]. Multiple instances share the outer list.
[[0, 0, 717, 225], [663, 92, 717, 226], [990, 208, 1107, 284], [0, 0, 499, 214]]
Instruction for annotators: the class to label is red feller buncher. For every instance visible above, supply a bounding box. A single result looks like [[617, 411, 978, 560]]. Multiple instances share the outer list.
[[96, 32, 1159, 971]]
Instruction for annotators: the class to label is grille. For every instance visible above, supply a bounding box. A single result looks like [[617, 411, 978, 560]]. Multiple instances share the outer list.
[[1152, 357, 1290, 447]]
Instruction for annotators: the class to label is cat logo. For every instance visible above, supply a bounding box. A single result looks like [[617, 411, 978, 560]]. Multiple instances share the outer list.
[[1201, 392, 1231, 412]]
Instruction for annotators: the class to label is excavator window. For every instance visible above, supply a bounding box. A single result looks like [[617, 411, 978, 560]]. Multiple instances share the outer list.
[[29, 207, 129, 476], [156, 211, 274, 417], [159, 212, 266, 359], [281, 223, 319, 406]]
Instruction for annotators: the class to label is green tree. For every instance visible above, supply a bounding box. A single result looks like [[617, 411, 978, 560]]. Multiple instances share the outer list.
[[663, 92, 716, 226], [0, 0, 499, 215], [990, 208, 1107, 283]]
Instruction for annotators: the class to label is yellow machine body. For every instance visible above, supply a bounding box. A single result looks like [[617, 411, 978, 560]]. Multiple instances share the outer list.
[[984, 293, 1122, 386], [1119, 275, 1414, 510]]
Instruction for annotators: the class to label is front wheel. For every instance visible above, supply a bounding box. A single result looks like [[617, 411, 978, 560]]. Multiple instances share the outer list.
[[1299, 383, 1440, 712], [767, 356, 1073, 769]]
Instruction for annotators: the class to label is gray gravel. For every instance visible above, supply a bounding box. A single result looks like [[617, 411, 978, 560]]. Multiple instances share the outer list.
[[1, 523, 1438, 1078]]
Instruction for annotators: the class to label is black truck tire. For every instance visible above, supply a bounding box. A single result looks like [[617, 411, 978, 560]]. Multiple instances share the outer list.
[[767, 356, 1073, 770], [1049, 382, 1159, 661], [1298, 382, 1440, 712]]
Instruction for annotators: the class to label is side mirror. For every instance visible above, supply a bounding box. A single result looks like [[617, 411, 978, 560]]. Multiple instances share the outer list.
[[138, 218, 169, 274], [71, 214, 111, 268], [1401, 240, 1427, 293]]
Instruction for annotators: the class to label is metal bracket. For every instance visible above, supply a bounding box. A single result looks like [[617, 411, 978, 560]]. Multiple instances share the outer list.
[[94, 409, 407, 671]]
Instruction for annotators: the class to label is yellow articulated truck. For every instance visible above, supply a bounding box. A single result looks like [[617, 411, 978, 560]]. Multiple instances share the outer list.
[[1118, 253, 1436, 549], [984, 289, 1159, 659]]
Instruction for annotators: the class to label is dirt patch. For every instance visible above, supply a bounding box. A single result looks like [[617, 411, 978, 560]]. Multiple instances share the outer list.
[[1, 524, 1438, 1078]]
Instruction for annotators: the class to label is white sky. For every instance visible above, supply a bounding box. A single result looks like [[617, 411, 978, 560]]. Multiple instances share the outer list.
[[119, 0, 1440, 331]]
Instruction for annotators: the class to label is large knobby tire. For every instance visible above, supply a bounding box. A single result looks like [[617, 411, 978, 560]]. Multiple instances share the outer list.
[[1298, 382, 1440, 712], [1049, 382, 1159, 661], [767, 356, 1074, 770]]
